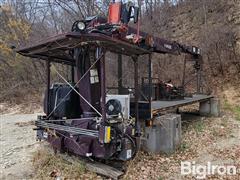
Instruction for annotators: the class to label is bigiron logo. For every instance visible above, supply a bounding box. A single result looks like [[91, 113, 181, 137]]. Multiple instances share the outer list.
[[181, 161, 238, 179]]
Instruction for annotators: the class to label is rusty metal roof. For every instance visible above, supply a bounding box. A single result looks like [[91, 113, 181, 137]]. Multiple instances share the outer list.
[[17, 32, 151, 65]]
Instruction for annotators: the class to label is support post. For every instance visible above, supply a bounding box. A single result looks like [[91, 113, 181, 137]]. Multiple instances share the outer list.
[[100, 48, 106, 123], [148, 54, 152, 118], [71, 65, 74, 83], [46, 59, 51, 117], [195, 56, 202, 94], [197, 68, 201, 94], [199, 98, 220, 117], [133, 56, 140, 136], [117, 54, 123, 94], [181, 55, 187, 88], [143, 114, 182, 154]]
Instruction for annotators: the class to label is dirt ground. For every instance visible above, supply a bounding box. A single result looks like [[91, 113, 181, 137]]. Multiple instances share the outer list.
[[124, 113, 240, 179], [0, 113, 42, 179]]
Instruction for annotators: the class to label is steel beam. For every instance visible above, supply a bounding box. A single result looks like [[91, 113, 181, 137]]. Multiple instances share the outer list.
[[148, 54, 152, 118], [36, 121, 99, 137], [100, 48, 106, 123], [133, 56, 140, 136], [181, 55, 187, 88], [118, 54, 123, 94], [71, 65, 75, 83], [197, 68, 201, 94], [46, 59, 51, 116]]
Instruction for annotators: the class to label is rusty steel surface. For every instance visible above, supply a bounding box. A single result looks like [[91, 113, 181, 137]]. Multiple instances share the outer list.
[[17, 32, 151, 65], [151, 94, 213, 114]]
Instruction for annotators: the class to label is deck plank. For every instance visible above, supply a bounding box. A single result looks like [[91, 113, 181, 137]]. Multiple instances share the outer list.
[[151, 94, 213, 112]]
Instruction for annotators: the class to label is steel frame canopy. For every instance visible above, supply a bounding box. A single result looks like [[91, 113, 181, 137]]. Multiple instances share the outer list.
[[17, 29, 204, 125], [18, 32, 151, 65], [18, 31, 153, 136]]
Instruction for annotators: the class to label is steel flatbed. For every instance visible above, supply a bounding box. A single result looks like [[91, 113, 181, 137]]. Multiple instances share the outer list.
[[136, 94, 213, 116]]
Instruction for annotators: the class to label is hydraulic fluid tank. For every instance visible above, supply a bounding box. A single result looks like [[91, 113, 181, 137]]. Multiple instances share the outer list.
[[108, 2, 121, 24]]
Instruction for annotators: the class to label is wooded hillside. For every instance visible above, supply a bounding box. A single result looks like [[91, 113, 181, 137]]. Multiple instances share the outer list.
[[0, 0, 239, 102]]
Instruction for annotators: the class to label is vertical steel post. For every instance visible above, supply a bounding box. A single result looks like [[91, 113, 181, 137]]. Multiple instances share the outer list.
[[148, 54, 152, 116], [100, 48, 106, 123], [46, 59, 51, 117], [196, 56, 202, 94], [133, 56, 140, 136], [197, 68, 201, 94], [71, 65, 74, 83], [118, 54, 123, 94], [182, 55, 187, 88]]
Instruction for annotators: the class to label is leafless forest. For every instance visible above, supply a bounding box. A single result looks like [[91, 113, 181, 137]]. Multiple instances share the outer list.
[[0, 0, 239, 101], [1, 1, 240, 179]]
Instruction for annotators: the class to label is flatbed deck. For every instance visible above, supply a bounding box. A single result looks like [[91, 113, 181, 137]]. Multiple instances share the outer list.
[[151, 94, 213, 113]]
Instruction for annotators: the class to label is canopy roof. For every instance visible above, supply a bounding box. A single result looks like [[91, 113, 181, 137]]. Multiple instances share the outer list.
[[17, 32, 151, 65]]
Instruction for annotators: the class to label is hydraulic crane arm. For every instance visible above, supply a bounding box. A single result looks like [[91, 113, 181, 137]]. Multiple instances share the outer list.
[[127, 27, 201, 57]]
